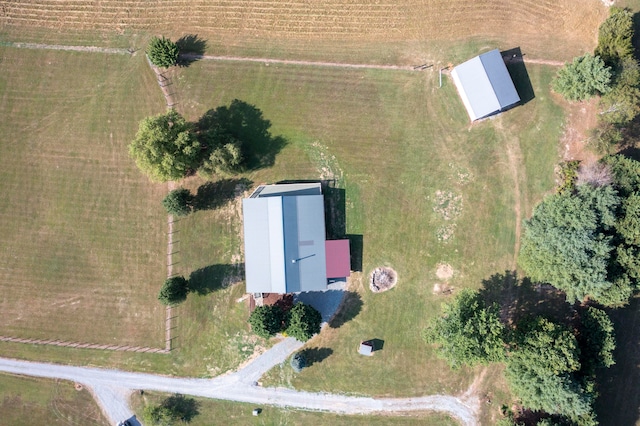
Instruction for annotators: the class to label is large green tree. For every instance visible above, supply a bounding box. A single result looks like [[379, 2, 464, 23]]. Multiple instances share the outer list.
[[599, 57, 640, 126], [286, 302, 322, 341], [518, 183, 627, 306], [579, 307, 616, 374], [129, 110, 202, 182], [147, 36, 179, 68], [552, 54, 612, 101], [506, 317, 592, 421], [423, 289, 505, 369], [595, 7, 635, 68]]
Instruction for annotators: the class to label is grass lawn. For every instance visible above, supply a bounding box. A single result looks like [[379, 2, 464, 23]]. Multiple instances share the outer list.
[[170, 56, 562, 405], [0, 373, 108, 425], [0, 47, 167, 346], [0, 40, 564, 404], [130, 390, 458, 426]]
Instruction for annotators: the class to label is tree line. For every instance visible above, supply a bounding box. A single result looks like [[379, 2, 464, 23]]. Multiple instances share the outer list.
[[553, 7, 640, 154]]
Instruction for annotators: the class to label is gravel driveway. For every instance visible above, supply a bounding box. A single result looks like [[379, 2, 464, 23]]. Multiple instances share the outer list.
[[0, 356, 477, 426]]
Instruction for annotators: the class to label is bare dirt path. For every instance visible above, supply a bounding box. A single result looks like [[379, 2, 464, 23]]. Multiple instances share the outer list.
[[1, 41, 132, 55], [0, 357, 478, 425], [183, 53, 565, 70], [3, 40, 563, 70]]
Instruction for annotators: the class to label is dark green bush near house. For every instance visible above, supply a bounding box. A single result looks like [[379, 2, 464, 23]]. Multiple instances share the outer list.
[[286, 303, 322, 341], [162, 188, 193, 217], [158, 276, 189, 306], [248, 305, 285, 339], [147, 36, 179, 68]]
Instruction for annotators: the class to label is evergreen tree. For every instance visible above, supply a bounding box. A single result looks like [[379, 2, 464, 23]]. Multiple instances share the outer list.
[[147, 36, 179, 68]]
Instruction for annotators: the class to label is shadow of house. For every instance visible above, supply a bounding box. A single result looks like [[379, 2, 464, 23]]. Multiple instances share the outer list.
[[197, 100, 287, 172], [192, 178, 252, 211], [501, 47, 535, 105], [294, 289, 347, 324], [176, 34, 207, 67], [188, 263, 243, 295], [328, 291, 362, 328]]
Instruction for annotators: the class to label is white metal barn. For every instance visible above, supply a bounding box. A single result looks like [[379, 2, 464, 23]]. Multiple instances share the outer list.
[[451, 49, 520, 121]]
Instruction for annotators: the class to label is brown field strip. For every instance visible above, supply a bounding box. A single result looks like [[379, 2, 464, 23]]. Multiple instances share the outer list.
[[1, 0, 607, 61]]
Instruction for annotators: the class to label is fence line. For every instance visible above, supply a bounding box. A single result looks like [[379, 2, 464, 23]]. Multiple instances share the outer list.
[[0, 335, 168, 353]]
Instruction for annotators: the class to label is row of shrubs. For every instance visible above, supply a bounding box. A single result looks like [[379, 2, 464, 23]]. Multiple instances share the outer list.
[[248, 303, 322, 342]]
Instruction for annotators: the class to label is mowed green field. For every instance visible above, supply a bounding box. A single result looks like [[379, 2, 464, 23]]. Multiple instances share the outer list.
[[0, 373, 108, 425], [130, 391, 458, 426], [0, 47, 168, 346], [169, 57, 562, 400]]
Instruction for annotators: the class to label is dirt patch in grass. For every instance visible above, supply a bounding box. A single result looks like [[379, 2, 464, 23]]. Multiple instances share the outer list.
[[436, 263, 454, 280], [369, 267, 398, 293], [559, 96, 600, 163]]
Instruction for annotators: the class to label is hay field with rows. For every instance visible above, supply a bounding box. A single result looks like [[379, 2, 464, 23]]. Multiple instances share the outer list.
[[1, 0, 607, 62]]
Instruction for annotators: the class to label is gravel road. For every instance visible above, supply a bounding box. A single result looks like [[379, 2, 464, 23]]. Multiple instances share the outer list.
[[0, 355, 477, 426]]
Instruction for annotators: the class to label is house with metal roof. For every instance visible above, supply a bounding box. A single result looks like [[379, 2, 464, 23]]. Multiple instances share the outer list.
[[451, 49, 520, 121], [242, 183, 350, 294]]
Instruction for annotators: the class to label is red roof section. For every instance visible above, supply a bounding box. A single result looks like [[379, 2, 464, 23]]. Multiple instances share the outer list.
[[325, 239, 351, 279]]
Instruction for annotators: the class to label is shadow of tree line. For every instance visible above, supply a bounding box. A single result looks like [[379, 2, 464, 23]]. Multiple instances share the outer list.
[[475, 270, 640, 426], [190, 178, 252, 212], [196, 99, 287, 172], [188, 263, 244, 296], [176, 34, 207, 67]]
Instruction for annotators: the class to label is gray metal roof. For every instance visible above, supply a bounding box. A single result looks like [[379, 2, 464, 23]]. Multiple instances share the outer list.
[[451, 49, 520, 121], [243, 184, 327, 294], [252, 182, 322, 198]]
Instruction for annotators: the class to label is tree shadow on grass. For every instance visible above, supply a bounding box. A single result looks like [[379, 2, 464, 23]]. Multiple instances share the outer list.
[[192, 178, 252, 211], [328, 291, 362, 328], [197, 100, 287, 171], [479, 270, 573, 326], [163, 394, 200, 422], [188, 264, 244, 295], [593, 296, 640, 426], [176, 34, 207, 67], [300, 347, 333, 367]]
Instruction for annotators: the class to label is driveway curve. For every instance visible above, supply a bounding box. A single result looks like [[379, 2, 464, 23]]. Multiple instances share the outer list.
[[0, 357, 477, 426]]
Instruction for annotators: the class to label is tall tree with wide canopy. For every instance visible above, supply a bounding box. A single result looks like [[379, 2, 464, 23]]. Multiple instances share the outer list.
[[129, 110, 202, 182], [423, 289, 505, 369], [506, 317, 592, 421], [552, 54, 612, 101], [518, 184, 626, 306]]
